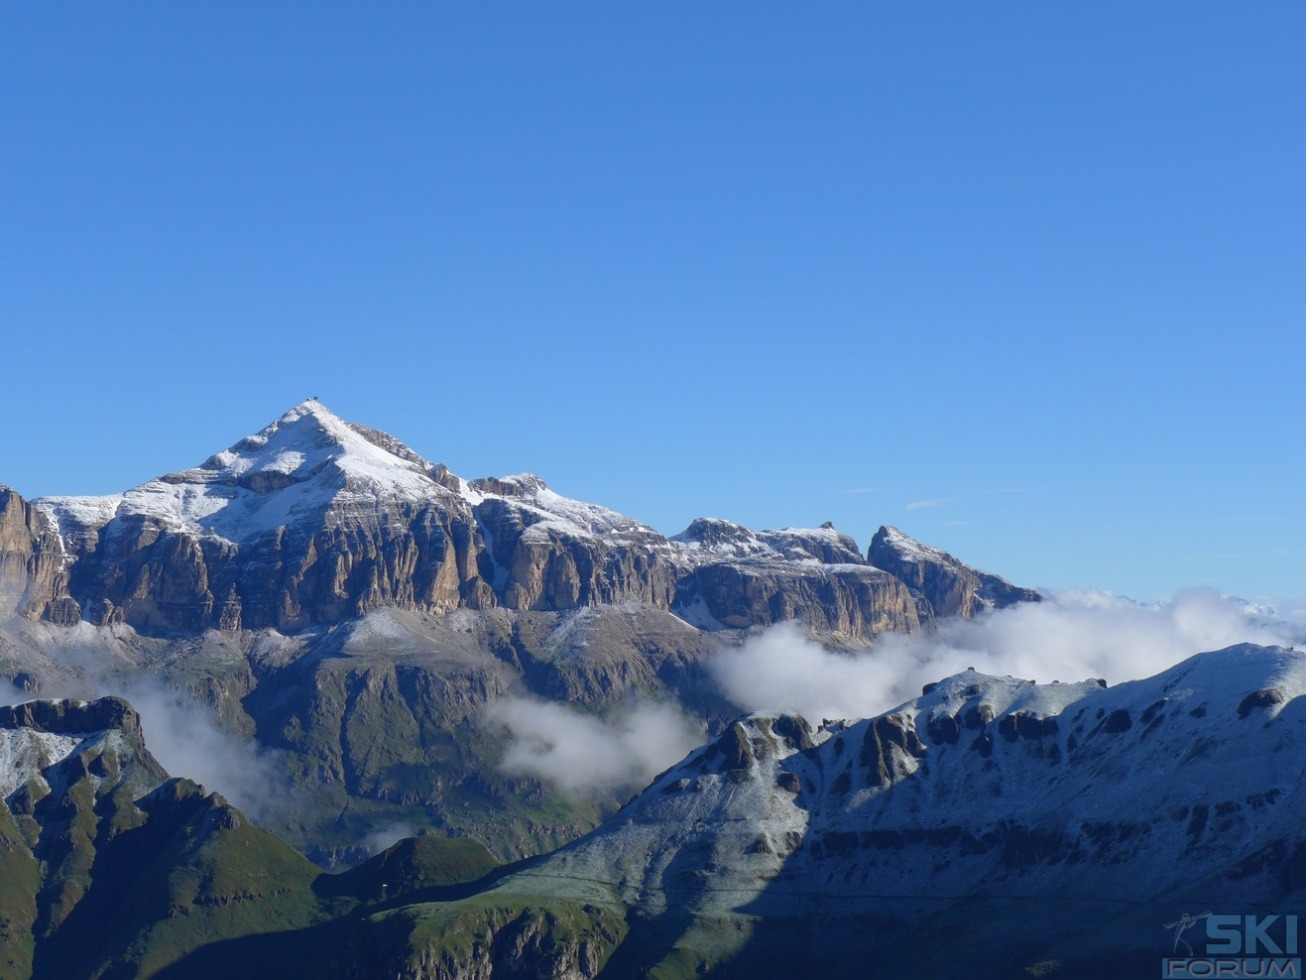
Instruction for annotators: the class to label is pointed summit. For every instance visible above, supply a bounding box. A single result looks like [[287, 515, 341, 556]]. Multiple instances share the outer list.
[[187, 399, 441, 496], [35, 401, 465, 549]]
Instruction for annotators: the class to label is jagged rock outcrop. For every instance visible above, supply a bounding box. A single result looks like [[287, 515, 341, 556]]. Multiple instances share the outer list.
[[0, 695, 145, 741], [869, 524, 1042, 618], [0, 695, 340, 979]]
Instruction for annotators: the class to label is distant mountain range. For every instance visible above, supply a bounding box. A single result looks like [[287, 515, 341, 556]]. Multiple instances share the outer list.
[[3, 399, 1038, 635], [0, 401, 1041, 864]]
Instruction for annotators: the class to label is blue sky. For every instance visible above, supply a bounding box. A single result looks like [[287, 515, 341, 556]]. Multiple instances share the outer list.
[[2, 3, 1303, 602]]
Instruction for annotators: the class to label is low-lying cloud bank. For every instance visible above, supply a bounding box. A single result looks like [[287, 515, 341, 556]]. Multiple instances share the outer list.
[[484, 697, 702, 796], [709, 589, 1306, 723]]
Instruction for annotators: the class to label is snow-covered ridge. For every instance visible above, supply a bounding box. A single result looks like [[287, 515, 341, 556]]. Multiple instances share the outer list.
[[501, 643, 1306, 915], [30, 400, 866, 565], [878, 523, 975, 570], [0, 699, 139, 801], [35, 400, 460, 546], [0, 727, 84, 798], [671, 517, 866, 566]]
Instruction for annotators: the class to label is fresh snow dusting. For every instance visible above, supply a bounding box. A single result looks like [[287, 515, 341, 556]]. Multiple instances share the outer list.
[[31, 400, 696, 555], [878, 524, 944, 562], [29, 400, 957, 588], [670, 517, 864, 567], [0, 725, 86, 798], [474, 475, 661, 545], [34, 400, 461, 545], [493, 643, 1306, 916]]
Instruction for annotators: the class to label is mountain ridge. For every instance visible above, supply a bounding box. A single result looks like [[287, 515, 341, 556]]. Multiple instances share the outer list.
[[19, 643, 1286, 979], [5, 400, 1037, 637], [0, 401, 1046, 865], [363, 642, 1306, 977]]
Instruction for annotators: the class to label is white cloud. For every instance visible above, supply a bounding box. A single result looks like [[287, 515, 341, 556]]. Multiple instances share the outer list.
[[364, 821, 414, 855], [116, 679, 294, 823], [708, 589, 1305, 723], [906, 499, 949, 510], [0, 666, 293, 824], [484, 697, 702, 796]]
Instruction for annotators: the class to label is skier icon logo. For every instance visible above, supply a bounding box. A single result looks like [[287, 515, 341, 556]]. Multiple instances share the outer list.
[[1164, 912, 1212, 956]]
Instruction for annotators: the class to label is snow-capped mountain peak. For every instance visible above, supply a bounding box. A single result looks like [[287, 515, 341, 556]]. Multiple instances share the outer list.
[[184, 398, 441, 495], [34, 400, 458, 546]]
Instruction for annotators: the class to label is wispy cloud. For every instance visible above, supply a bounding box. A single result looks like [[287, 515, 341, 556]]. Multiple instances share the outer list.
[[0, 635, 296, 825], [905, 498, 949, 510], [833, 487, 882, 495], [484, 698, 702, 796], [127, 683, 293, 822], [905, 488, 1030, 511], [364, 822, 415, 855]]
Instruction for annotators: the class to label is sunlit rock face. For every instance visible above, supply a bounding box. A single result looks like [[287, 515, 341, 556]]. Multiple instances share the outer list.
[[0, 486, 75, 624], [24, 401, 1032, 636], [870, 523, 1042, 620]]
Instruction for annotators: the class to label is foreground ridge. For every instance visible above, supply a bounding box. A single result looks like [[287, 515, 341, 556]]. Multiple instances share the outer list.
[[8, 646, 1298, 978]]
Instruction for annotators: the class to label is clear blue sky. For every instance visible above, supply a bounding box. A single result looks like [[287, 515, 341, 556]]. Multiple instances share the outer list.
[[2, 3, 1303, 602]]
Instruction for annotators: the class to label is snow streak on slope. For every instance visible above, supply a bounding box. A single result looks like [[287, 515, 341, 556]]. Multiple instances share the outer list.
[[0, 724, 82, 797]]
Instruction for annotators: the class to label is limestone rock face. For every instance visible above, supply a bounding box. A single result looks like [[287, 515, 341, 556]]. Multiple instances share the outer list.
[[869, 524, 1042, 619], [61, 497, 492, 632], [473, 492, 679, 612], [0, 695, 145, 742], [681, 562, 921, 634], [0, 486, 74, 622], [20, 403, 1038, 639]]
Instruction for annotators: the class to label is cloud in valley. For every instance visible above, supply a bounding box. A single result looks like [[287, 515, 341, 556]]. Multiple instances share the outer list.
[[484, 697, 702, 795], [0, 629, 293, 825], [117, 679, 293, 823], [708, 589, 1305, 723], [364, 821, 415, 855]]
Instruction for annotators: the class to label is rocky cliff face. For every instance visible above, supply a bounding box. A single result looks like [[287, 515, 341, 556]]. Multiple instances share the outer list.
[[23, 402, 1031, 639], [0, 487, 76, 625], [1, 695, 168, 976], [0, 694, 378, 979], [870, 523, 1042, 619]]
